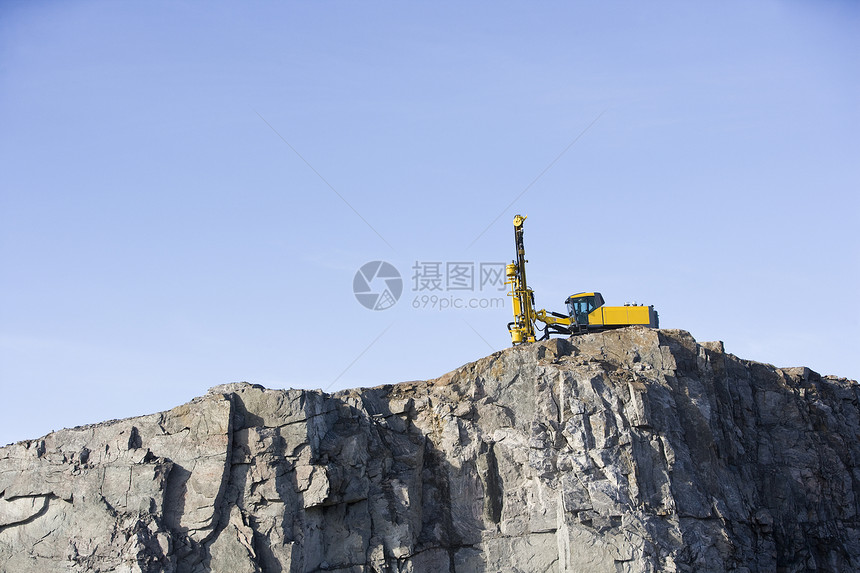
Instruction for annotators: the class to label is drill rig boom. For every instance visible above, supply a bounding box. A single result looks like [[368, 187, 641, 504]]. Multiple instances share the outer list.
[[505, 215, 539, 344]]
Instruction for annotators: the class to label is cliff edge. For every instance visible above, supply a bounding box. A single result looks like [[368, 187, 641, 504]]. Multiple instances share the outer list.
[[1, 327, 858, 572]]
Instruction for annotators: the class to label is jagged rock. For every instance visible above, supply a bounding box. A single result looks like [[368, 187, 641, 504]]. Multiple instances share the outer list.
[[0, 327, 858, 572]]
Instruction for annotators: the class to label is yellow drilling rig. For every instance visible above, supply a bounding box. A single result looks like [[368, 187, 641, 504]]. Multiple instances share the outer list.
[[506, 214, 659, 345]]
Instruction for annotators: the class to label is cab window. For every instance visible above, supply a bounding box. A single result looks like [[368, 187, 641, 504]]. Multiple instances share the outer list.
[[567, 295, 598, 325]]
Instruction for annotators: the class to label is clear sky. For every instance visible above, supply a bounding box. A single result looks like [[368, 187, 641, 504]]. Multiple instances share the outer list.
[[1, 1, 858, 447]]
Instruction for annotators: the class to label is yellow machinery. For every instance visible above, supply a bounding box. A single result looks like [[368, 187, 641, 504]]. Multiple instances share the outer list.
[[506, 214, 659, 345]]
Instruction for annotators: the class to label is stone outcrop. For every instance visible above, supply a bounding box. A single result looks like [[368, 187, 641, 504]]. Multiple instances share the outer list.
[[1, 327, 858, 572]]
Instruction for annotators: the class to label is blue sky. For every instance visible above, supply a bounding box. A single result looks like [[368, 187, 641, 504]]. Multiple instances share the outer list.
[[1, 1, 858, 446]]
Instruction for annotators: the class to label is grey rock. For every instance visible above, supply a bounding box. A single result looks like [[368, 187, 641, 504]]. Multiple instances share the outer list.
[[1, 327, 858, 572]]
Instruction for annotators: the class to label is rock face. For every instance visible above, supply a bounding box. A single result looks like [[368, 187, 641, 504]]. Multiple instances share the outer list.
[[1, 327, 859, 572]]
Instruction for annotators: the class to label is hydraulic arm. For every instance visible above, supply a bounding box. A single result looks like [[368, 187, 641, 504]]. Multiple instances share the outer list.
[[506, 215, 572, 344]]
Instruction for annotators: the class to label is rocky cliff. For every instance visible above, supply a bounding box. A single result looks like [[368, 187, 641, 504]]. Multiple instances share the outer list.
[[1, 327, 859, 572]]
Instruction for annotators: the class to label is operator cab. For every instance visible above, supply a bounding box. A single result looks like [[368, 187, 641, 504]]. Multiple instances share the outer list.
[[565, 292, 605, 326]]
